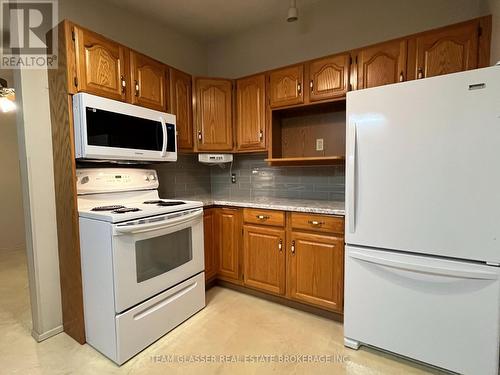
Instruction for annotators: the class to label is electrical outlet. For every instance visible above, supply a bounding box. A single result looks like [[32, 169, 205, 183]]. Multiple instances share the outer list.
[[316, 138, 324, 151], [231, 173, 237, 183]]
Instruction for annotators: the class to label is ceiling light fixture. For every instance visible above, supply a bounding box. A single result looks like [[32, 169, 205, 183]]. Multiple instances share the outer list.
[[287, 0, 298, 22], [0, 78, 16, 113]]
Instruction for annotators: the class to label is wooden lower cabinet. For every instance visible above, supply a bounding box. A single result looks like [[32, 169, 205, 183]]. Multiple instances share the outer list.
[[243, 225, 286, 295], [215, 208, 241, 282], [207, 207, 345, 313], [203, 209, 217, 281], [287, 231, 344, 313]]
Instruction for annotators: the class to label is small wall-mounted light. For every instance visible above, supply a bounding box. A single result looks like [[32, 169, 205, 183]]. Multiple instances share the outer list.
[[287, 0, 298, 22], [0, 78, 16, 113]]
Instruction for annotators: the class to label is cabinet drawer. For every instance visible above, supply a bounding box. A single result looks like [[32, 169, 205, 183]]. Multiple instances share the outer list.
[[291, 213, 344, 234], [243, 208, 285, 227]]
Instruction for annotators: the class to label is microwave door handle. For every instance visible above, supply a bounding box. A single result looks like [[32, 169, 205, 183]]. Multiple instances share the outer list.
[[160, 117, 167, 157], [113, 209, 202, 235]]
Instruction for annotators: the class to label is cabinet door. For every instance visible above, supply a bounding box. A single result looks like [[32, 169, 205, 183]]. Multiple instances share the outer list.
[[216, 208, 241, 281], [130, 51, 167, 111], [204, 209, 217, 281], [195, 78, 233, 151], [269, 65, 304, 108], [236, 74, 266, 151], [243, 225, 286, 295], [74, 26, 128, 101], [308, 53, 350, 102], [288, 231, 344, 312], [170, 69, 193, 150], [413, 21, 479, 79], [356, 39, 407, 89]]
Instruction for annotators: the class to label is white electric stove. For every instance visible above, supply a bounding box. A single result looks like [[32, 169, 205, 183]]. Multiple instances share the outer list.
[[76, 168, 205, 365]]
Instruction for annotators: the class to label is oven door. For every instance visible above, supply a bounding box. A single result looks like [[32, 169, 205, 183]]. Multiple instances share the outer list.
[[73, 92, 177, 162], [111, 208, 204, 312]]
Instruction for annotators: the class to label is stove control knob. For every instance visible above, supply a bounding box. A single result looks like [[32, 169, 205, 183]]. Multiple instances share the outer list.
[[144, 176, 150, 181], [149, 174, 156, 181]]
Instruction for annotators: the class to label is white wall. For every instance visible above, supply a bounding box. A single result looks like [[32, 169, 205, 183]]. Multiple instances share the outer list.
[[0, 71, 25, 251], [59, 0, 207, 75], [206, 0, 488, 78]]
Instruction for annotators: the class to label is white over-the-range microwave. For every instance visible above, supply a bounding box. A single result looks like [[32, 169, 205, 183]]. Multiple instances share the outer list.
[[73, 93, 177, 162]]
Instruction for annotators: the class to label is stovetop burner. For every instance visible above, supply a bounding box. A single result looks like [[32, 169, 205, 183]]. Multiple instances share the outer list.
[[92, 205, 125, 212], [143, 200, 186, 207], [113, 207, 141, 214]]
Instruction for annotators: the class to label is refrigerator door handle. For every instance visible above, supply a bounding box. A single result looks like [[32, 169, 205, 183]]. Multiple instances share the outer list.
[[349, 250, 499, 280], [347, 122, 357, 233]]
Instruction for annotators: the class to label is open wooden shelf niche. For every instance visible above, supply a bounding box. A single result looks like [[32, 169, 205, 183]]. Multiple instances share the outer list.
[[266, 100, 347, 166]]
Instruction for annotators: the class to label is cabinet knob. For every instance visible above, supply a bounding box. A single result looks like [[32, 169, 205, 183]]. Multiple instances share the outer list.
[[134, 80, 139, 96], [291, 240, 296, 254], [297, 82, 302, 95], [256, 215, 270, 220], [399, 72, 404, 82], [278, 239, 283, 252], [310, 80, 314, 92], [198, 131, 202, 141], [417, 68, 424, 79], [259, 130, 263, 140]]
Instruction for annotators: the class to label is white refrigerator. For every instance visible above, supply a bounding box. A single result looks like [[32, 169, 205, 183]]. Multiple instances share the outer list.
[[344, 66, 500, 375]]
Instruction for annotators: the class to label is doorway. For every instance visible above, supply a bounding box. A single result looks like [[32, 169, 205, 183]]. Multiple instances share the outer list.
[[0, 69, 31, 336]]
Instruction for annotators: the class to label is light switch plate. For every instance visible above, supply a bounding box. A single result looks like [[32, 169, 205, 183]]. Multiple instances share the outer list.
[[316, 138, 324, 151]]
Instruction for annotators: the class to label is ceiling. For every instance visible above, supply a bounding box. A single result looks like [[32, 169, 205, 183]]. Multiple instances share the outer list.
[[101, 0, 325, 42]]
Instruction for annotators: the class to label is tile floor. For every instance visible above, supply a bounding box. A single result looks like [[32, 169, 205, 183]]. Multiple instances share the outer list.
[[0, 248, 444, 374]]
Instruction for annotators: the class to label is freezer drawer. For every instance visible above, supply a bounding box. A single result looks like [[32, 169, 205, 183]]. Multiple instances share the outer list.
[[344, 246, 500, 374], [115, 272, 205, 365]]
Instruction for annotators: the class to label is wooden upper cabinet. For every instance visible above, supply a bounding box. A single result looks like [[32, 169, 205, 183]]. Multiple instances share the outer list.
[[216, 208, 241, 281], [170, 69, 193, 150], [288, 231, 344, 312], [204, 209, 217, 281], [355, 39, 407, 90], [130, 51, 167, 111], [236, 74, 266, 151], [269, 65, 304, 108], [308, 53, 350, 102], [412, 21, 479, 79], [243, 225, 286, 295], [74, 26, 128, 101], [195, 78, 233, 151]]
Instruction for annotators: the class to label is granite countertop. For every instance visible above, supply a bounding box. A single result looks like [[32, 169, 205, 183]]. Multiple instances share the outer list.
[[178, 196, 345, 216]]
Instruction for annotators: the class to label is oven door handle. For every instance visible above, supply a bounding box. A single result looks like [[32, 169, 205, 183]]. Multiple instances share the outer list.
[[160, 117, 167, 157], [113, 209, 202, 235]]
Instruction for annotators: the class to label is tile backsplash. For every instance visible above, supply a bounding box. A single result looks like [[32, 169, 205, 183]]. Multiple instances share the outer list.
[[154, 154, 211, 199], [211, 154, 345, 201], [155, 154, 345, 202]]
